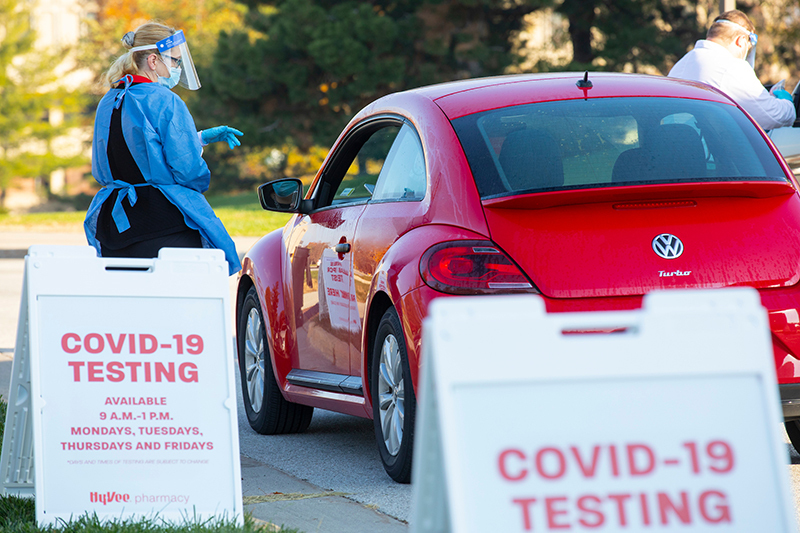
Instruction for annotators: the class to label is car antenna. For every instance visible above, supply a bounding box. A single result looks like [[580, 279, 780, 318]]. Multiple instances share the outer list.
[[576, 71, 592, 89]]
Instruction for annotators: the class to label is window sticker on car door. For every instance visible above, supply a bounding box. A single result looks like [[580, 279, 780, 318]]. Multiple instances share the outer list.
[[319, 248, 360, 332]]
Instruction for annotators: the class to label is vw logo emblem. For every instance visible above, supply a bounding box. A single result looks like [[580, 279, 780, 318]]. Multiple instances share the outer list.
[[652, 233, 684, 259]]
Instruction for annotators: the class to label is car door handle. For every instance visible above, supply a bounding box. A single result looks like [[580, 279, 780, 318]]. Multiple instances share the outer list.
[[334, 243, 351, 254]]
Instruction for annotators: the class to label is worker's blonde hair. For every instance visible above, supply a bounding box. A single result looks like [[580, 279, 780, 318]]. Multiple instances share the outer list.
[[105, 22, 176, 87], [707, 10, 755, 44]]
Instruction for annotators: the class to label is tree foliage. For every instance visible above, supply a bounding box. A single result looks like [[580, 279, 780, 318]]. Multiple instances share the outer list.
[[190, 0, 712, 193], [752, 0, 800, 86], [77, 0, 246, 93], [194, 0, 552, 152], [546, 0, 703, 73], [79, 0, 799, 194], [0, 0, 87, 200]]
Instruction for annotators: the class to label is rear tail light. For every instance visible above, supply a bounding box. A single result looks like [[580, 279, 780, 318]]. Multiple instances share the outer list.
[[420, 240, 538, 295]]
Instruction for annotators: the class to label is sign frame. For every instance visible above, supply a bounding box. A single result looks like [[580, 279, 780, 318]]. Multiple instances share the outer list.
[[411, 289, 796, 532], [1, 245, 243, 526]]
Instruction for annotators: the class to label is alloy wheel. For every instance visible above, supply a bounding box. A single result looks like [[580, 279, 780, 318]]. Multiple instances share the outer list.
[[244, 307, 266, 413], [377, 333, 405, 456]]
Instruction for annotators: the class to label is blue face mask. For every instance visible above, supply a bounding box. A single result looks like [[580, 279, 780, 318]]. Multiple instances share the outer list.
[[158, 66, 182, 89]]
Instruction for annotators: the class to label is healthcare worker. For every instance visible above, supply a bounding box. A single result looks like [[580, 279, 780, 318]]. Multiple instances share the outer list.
[[84, 22, 243, 275], [669, 10, 796, 131]]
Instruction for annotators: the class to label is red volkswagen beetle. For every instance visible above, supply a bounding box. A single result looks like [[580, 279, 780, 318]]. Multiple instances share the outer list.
[[237, 72, 800, 483]]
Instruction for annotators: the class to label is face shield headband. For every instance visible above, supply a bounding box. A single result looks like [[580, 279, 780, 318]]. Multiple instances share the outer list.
[[715, 18, 758, 68], [128, 30, 201, 90]]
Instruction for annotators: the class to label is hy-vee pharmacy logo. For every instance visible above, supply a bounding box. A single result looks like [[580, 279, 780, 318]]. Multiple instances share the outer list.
[[89, 491, 130, 505]]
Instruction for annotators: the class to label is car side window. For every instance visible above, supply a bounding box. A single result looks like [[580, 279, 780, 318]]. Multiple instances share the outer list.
[[331, 125, 401, 205], [371, 124, 426, 201]]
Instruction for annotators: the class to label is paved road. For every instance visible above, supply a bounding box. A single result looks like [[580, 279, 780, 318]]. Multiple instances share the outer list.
[[3, 231, 800, 529]]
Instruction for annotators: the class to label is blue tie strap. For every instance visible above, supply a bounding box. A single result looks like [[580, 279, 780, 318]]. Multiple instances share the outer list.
[[114, 75, 134, 110], [109, 180, 148, 233]]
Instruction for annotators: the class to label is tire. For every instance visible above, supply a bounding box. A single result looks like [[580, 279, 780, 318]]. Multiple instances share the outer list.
[[371, 307, 416, 483], [786, 421, 800, 454], [238, 286, 313, 434]]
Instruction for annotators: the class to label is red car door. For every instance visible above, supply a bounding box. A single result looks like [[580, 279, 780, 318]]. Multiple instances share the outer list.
[[287, 121, 404, 382], [285, 206, 364, 375]]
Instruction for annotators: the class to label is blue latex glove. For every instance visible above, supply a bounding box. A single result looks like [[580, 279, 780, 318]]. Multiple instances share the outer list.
[[200, 126, 243, 149], [773, 88, 794, 102]]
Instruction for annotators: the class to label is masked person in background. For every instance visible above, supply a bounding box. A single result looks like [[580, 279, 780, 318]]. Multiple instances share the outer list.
[[669, 10, 796, 131], [84, 22, 243, 275]]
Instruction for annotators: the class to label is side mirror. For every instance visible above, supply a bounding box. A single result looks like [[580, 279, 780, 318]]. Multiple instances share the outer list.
[[258, 178, 306, 213]]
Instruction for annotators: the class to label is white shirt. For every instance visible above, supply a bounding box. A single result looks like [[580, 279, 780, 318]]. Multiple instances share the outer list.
[[669, 39, 795, 130]]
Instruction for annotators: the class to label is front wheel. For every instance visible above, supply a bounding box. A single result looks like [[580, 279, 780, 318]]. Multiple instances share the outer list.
[[238, 286, 313, 434], [371, 307, 416, 483]]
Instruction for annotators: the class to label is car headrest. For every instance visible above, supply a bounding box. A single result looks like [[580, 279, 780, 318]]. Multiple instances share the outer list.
[[612, 123, 705, 183], [499, 129, 564, 191]]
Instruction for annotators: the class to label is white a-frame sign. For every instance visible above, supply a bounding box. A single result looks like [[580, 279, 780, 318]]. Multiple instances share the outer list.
[[0, 245, 243, 526], [411, 289, 796, 532]]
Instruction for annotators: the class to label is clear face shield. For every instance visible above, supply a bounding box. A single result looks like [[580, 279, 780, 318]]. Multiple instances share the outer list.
[[130, 30, 201, 90], [716, 19, 758, 68], [744, 32, 758, 68]]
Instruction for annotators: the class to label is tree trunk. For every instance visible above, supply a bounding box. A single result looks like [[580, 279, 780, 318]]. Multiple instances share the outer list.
[[561, 0, 598, 64]]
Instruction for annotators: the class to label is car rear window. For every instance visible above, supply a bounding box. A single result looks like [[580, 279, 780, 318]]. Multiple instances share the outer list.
[[451, 97, 787, 198]]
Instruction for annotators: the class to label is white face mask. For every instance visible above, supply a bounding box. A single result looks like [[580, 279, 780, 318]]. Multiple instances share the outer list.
[[158, 65, 182, 89]]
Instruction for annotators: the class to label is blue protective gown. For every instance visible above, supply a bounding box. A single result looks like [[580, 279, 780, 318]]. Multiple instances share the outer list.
[[84, 77, 241, 275]]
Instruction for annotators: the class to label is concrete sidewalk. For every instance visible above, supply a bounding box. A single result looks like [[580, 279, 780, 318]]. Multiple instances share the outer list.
[[241, 455, 407, 532], [0, 231, 409, 533]]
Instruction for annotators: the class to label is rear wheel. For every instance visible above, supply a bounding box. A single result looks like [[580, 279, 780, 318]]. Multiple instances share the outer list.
[[238, 286, 313, 434], [371, 307, 416, 483], [786, 421, 800, 454]]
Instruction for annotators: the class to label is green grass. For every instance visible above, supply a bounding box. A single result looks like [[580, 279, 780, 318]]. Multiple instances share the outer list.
[[0, 212, 86, 233], [0, 193, 291, 237], [210, 209, 291, 237], [0, 399, 300, 533], [0, 508, 296, 533]]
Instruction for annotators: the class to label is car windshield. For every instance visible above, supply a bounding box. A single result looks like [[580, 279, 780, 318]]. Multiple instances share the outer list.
[[451, 96, 787, 199]]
